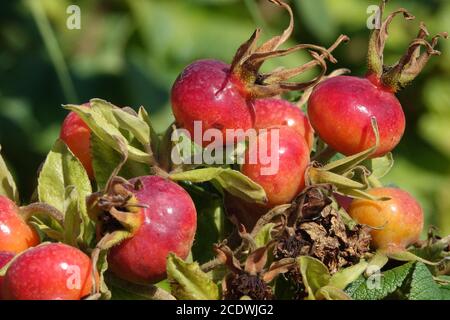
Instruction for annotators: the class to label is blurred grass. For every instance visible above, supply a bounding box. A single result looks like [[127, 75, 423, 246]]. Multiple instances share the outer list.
[[0, 0, 449, 234]]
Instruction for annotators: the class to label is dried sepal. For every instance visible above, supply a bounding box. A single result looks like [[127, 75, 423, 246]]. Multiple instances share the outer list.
[[230, 0, 348, 98], [367, 0, 448, 91]]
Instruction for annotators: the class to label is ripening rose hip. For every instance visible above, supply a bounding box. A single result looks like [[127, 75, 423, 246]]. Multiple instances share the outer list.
[[254, 98, 314, 149], [171, 59, 253, 145], [2, 243, 95, 300], [241, 126, 310, 207], [308, 3, 447, 157], [0, 196, 39, 254], [108, 176, 197, 284], [308, 75, 405, 157], [348, 187, 424, 253], [60, 103, 93, 178]]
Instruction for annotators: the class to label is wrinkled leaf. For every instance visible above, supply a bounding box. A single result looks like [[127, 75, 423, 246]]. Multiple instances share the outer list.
[[167, 253, 220, 300], [408, 262, 442, 300], [346, 262, 414, 300]]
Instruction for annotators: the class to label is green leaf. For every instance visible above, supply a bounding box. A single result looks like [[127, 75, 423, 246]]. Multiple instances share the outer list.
[[346, 262, 414, 300], [298, 256, 331, 300], [91, 134, 149, 190], [329, 260, 368, 290], [138, 106, 161, 159], [170, 168, 267, 204], [38, 139, 92, 214], [254, 223, 275, 248], [112, 107, 150, 146], [440, 285, 450, 300], [316, 286, 352, 300], [65, 101, 151, 164], [388, 250, 440, 266], [63, 186, 83, 247], [0, 145, 19, 203], [185, 183, 227, 264], [167, 253, 220, 300], [37, 140, 93, 246], [408, 262, 442, 300], [366, 153, 394, 179]]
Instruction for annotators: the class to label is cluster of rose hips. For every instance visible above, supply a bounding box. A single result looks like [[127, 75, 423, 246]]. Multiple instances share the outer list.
[[0, 0, 447, 300]]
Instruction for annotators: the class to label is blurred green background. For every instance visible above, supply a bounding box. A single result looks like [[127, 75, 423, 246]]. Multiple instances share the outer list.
[[0, 0, 449, 234]]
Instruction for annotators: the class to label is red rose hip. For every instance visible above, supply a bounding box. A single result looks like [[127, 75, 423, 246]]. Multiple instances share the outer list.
[[308, 75, 405, 157], [60, 103, 93, 178], [2, 243, 95, 300], [308, 3, 446, 157], [0, 251, 14, 300], [0, 196, 39, 254], [107, 176, 197, 284], [254, 98, 314, 149], [241, 126, 310, 206]]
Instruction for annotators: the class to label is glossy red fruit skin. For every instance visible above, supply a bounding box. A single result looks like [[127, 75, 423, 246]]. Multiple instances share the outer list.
[[171, 59, 253, 145], [60, 103, 93, 178], [348, 187, 424, 253], [0, 196, 39, 254], [2, 243, 94, 300], [254, 98, 314, 149], [108, 176, 197, 284], [308, 75, 405, 157], [241, 126, 310, 207], [0, 252, 14, 300]]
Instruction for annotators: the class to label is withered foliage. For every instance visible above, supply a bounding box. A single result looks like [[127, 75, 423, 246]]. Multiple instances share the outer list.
[[274, 185, 371, 273]]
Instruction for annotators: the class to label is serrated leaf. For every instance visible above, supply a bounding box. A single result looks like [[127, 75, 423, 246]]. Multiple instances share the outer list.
[[345, 262, 414, 300], [254, 223, 275, 248], [91, 134, 149, 190], [167, 253, 219, 300], [408, 262, 442, 300], [170, 168, 267, 204], [0, 145, 19, 203], [329, 260, 368, 290], [298, 256, 331, 300]]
